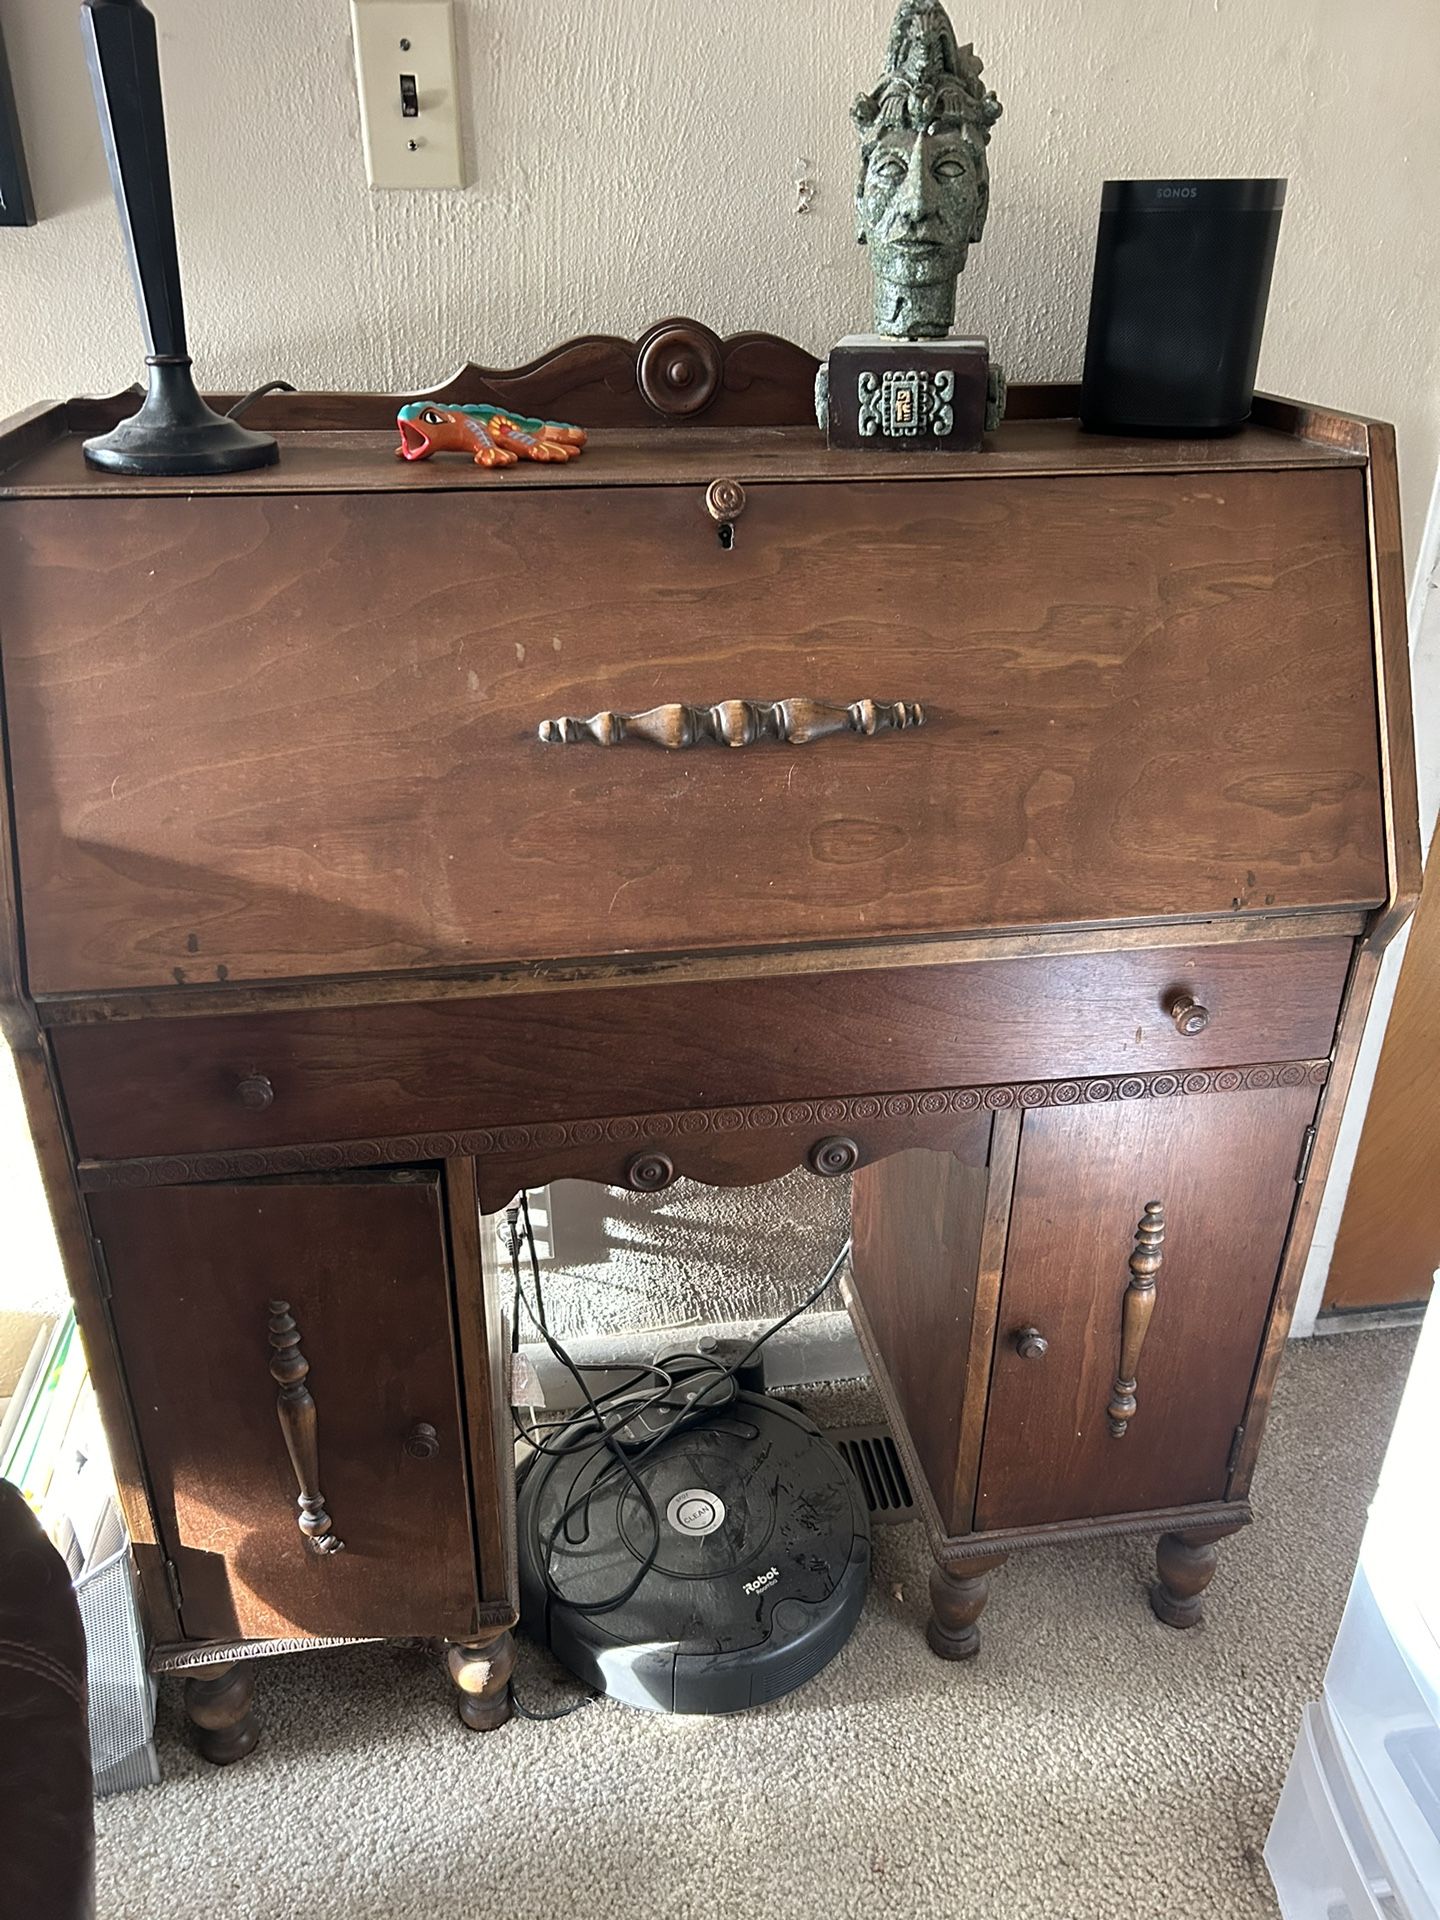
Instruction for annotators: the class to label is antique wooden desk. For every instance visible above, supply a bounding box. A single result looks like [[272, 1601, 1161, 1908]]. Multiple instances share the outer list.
[[0, 322, 1418, 1758]]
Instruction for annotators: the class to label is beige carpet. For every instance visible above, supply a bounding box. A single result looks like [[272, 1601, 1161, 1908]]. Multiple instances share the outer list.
[[95, 1329, 1416, 1920], [535, 1169, 852, 1341]]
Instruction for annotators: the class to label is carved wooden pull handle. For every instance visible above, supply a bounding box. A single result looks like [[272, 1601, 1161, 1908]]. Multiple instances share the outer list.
[[267, 1301, 345, 1555], [538, 697, 925, 750], [1108, 1202, 1164, 1438]]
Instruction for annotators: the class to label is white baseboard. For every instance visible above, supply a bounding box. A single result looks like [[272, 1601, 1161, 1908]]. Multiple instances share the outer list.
[[513, 1309, 865, 1410], [1310, 1303, 1428, 1338]]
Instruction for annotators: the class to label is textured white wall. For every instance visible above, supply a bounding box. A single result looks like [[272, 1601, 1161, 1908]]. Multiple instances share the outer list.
[[2, 0, 1438, 1325], [2, 0, 1438, 556]]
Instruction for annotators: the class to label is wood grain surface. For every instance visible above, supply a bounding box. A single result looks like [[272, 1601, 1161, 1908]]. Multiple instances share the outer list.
[[443, 1160, 518, 1613], [1228, 942, 1379, 1495], [974, 1081, 1320, 1531], [1360, 423, 1423, 946], [88, 1173, 478, 1643], [52, 939, 1353, 1162], [850, 1129, 995, 1535], [1326, 861, 1440, 1310], [3, 470, 1384, 993], [0, 418, 1364, 501], [0, 372, 1373, 457], [27, 909, 1372, 1030]]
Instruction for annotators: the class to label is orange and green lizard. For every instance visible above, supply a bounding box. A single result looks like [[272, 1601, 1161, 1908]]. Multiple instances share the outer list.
[[396, 402, 586, 468]]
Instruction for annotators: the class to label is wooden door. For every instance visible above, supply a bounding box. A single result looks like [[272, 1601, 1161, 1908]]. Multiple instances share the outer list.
[[1324, 865, 1440, 1311], [89, 1171, 478, 1643], [974, 1084, 1319, 1532], [848, 1116, 1005, 1536]]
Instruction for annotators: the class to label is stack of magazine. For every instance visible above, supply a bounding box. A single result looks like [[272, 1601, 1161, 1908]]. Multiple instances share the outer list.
[[1, 1308, 120, 1576], [1, 1307, 159, 1792]]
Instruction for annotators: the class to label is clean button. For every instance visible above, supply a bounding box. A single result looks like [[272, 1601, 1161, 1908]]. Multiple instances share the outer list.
[[666, 1488, 726, 1537]]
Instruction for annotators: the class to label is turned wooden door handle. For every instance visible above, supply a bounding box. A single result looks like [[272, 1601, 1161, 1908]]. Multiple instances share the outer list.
[[537, 697, 925, 749], [1108, 1202, 1164, 1438], [267, 1301, 345, 1554]]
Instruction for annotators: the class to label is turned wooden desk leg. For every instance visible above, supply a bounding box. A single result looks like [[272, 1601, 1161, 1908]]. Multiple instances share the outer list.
[[1150, 1524, 1244, 1630], [183, 1660, 260, 1765], [446, 1627, 515, 1731], [927, 1552, 1008, 1661]]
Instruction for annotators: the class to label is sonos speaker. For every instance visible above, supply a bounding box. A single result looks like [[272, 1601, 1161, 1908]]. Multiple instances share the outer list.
[[1080, 179, 1285, 436]]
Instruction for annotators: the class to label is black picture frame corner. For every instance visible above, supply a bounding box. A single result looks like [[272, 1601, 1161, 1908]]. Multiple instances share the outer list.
[[0, 20, 38, 229]]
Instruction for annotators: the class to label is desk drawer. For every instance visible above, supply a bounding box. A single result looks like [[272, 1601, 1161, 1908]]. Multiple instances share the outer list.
[[3, 468, 1385, 993], [55, 937, 1352, 1165]]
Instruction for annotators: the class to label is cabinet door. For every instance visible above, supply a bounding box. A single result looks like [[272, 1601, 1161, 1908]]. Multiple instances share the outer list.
[[90, 1172, 478, 1643], [849, 1117, 1008, 1536], [974, 1084, 1318, 1532]]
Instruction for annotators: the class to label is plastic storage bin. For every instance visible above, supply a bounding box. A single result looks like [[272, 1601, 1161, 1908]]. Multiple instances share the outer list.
[[1321, 1294, 1440, 1920], [75, 1538, 161, 1796], [1323, 1558, 1440, 1920], [1265, 1700, 1405, 1920], [1269, 1300, 1437, 1918]]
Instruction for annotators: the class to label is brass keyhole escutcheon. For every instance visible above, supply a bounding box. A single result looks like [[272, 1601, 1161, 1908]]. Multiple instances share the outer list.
[[704, 477, 746, 523], [705, 477, 745, 550]]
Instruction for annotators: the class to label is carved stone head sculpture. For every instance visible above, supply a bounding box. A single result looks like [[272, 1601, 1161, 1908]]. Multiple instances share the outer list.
[[853, 3, 1002, 339]]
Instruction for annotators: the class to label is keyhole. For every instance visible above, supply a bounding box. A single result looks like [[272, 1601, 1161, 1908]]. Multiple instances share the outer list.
[[717, 522, 735, 551]]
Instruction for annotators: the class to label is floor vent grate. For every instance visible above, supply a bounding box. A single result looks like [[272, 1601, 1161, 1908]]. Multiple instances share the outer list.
[[830, 1425, 916, 1524]]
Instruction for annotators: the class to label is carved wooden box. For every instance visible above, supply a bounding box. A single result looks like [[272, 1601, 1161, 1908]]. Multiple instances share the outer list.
[[0, 324, 1418, 1754], [823, 334, 991, 450]]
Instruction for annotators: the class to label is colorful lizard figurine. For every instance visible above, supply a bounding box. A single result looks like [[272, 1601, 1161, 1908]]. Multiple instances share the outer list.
[[395, 402, 587, 468]]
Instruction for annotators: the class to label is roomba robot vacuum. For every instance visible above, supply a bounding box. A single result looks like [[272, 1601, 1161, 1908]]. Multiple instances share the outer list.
[[517, 1388, 870, 1714]]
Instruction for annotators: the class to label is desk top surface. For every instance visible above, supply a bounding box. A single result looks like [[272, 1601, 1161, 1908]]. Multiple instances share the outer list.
[[0, 415, 1367, 501]]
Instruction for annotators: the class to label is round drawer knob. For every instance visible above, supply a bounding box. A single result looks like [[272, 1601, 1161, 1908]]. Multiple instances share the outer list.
[[404, 1422, 440, 1460], [1014, 1326, 1049, 1360], [1168, 994, 1211, 1036], [704, 477, 747, 524], [626, 1150, 675, 1192], [809, 1135, 859, 1177], [234, 1073, 275, 1111]]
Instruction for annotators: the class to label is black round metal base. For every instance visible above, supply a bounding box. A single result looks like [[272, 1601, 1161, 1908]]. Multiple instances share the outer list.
[[83, 358, 278, 476]]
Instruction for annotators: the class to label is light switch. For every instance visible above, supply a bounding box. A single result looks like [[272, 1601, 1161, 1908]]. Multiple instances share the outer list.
[[350, 0, 463, 190]]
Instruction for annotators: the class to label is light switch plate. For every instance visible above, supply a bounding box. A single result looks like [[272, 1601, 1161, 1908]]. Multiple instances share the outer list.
[[350, 0, 463, 190]]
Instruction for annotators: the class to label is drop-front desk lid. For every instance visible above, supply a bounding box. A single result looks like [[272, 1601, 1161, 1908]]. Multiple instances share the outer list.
[[0, 410, 1403, 998]]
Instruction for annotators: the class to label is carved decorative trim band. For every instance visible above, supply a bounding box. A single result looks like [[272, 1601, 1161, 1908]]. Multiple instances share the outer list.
[[148, 1602, 519, 1672], [538, 697, 924, 750], [151, 1635, 382, 1674], [76, 1060, 1329, 1192], [940, 1504, 1253, 1558]]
